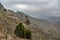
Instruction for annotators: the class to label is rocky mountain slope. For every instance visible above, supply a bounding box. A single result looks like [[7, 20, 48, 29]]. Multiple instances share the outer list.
[[0, 3, 60, 40]]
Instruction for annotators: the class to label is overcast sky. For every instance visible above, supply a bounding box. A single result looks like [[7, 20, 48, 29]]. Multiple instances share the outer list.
[[0, 0, 60, 19]]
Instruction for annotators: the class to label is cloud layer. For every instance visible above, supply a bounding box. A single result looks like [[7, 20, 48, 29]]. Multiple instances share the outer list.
[[0, 0, 60, 19]]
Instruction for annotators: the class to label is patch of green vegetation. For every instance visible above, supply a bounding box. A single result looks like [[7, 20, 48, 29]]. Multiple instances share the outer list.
[[14, 23, 32, 39], [3, 8, 7, 12], [25, 16, 30, 25], [25, 29, 31, 39]]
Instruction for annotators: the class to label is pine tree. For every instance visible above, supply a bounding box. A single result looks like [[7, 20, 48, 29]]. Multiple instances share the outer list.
[[14, 23, 32, 39], [14, 23, 25, 38]]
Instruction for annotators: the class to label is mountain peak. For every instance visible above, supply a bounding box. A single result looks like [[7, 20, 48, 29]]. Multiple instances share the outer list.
[[0, 3, 4, 8]]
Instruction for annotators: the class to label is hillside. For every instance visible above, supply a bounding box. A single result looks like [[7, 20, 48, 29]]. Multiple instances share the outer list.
[[0, 3, 60, 40]]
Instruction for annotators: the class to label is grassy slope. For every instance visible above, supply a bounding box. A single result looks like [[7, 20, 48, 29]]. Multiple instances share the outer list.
[[0, 9, 49, 40], [1, 8, 60, 40]]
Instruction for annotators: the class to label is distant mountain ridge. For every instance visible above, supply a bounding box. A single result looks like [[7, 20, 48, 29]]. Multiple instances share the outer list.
[[47, 16, 60, 23]]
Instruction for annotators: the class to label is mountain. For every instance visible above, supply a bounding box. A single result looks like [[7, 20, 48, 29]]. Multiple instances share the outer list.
[[0, 3, 60, 40], [0, 3, 4, 8], [47, 16, 60, 23], [16, 11, 60, 40]]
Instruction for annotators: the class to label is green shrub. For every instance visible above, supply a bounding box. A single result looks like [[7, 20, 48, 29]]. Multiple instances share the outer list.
[[14, 23, 31, 39], [25, 16, 30, 25], [3, 8, 6, 12], [14, 23, 25, 38], [25, 29, 31, 39], [26, 19, 30, 25]]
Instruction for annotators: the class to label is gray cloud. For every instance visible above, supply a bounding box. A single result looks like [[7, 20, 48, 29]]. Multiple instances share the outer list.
[[0, 0, 60, 19]]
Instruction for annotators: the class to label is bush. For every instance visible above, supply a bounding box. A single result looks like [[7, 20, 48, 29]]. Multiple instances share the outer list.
[[14, 23, 25, 38], [14, 23, 31, 39], [3, 8, 6, 11], [26, 19, 30, 25], [25, 16, 30, 25], [25, 29, 31, 39]]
